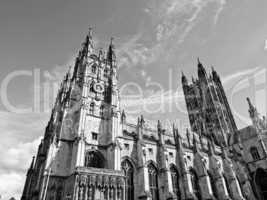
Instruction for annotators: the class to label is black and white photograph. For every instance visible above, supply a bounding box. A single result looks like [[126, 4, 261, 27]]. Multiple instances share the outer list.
[[0, 0, 267, 200]]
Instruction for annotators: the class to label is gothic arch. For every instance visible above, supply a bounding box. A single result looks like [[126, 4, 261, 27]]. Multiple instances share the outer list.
[[170, 164, 181, 200], [148, 162, 159, 200], [122, 159, 135, 200], [121, 156, 136, 170], [189, 168, 201, 200], [254, 168, 267, 200], [84, 150, 105, 168], [145, 160, 159, 169]]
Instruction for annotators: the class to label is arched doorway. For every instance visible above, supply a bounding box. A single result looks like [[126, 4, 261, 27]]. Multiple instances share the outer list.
[[148, 163, 159, 200], [85, 150, 105, 168], [170, 165, 181, 200], [255, 168, 267, 200], [122, 160, 134, 200], [190, 169, 201, 200]]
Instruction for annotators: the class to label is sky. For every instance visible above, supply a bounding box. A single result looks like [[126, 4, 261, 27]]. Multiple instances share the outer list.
[[0, 0, 267, 198]]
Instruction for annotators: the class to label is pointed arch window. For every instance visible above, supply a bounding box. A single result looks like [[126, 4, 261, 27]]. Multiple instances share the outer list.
[[148, 163, 159, 200], [89, 102, 95, 115], [250, 147, 260, 161], [122, 160, 134, 200], [91, 64, 97, 74], [100, 105, 104, 117], [190, 169, 201, 200], [170, 165, 181, 200], [85, 151, 105, 168]]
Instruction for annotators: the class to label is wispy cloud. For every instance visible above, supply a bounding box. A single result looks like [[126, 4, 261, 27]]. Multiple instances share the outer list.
[[117, 0, 227, 70]]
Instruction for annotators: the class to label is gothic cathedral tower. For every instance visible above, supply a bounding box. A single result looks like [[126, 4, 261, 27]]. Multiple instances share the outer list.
[[182, 59, 237, 146], [21, 29, 125, 200]]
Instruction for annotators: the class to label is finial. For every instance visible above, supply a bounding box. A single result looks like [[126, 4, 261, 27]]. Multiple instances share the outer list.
[[157, 120, 162, 130], [197, 57, 201, 64], [181, 71, 188, 85], [246, 97, 253, 107], [30, 156, 35, 169], [211, 66, 215, 72], [140, 115, 145, 125], [88, 27, 93, 37], [110, 37, 114, 45]]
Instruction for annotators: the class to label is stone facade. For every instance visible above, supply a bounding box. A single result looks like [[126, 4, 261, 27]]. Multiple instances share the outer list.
[[21, 29, 267, 200]]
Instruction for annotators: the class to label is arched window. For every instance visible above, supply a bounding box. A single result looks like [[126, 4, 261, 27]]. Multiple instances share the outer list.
[[85, 151, 105, 168], [89, 102, 95, 115], [91, 64, 97, 73], [100, 105, 104, 117], [190, 169, 201, 200], [250, 147, 260, 161], [122, 160, 134, 200], [90, 82, 94, 92], [170, 165, 181, 200], [148, 163, 159, 200], [208, 172, 217, 198]]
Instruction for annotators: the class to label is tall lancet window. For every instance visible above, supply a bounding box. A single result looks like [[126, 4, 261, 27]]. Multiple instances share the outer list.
[[100, 105, 104, 117], [190, 169, 201, 200], [92, 64, 97, 73], [170, 165, 181, 200], [89, 102, 95, 115], [250, 147, 260, 161], [122, 160, 134, 200], [148, 163, 159, 200]]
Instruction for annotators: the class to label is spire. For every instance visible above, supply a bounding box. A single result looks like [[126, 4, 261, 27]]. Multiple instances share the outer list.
[[82, 27, 94, 56], [211, 66, 221, 83], [107, 37, 116, 66], [72, 28, 94, 80], [140, 115, 145, 127], [193, 134, 199, 153], [121, 110, 126, 123], [157, 120, 162, 131], [247, 97, 258, 119], [197, 58, 207, 80], [30, 156, 35, 170], [173, 124, 182, 150], [181, 71, 188, 86]]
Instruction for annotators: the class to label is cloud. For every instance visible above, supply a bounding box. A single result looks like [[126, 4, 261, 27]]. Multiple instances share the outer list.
[[0, 137, 42, 200], [117, 0, 227, 70], [0, 110, 47, 198]]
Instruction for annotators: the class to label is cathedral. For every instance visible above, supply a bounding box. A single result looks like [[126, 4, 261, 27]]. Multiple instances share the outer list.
[[21, 29, 267, 200]]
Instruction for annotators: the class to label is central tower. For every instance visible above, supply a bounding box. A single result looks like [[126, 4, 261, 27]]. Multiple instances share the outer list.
[[182, 59, 237, 146]]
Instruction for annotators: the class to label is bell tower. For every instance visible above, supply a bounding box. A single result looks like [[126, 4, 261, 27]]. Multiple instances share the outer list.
[[182, 59, 237, 146]]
